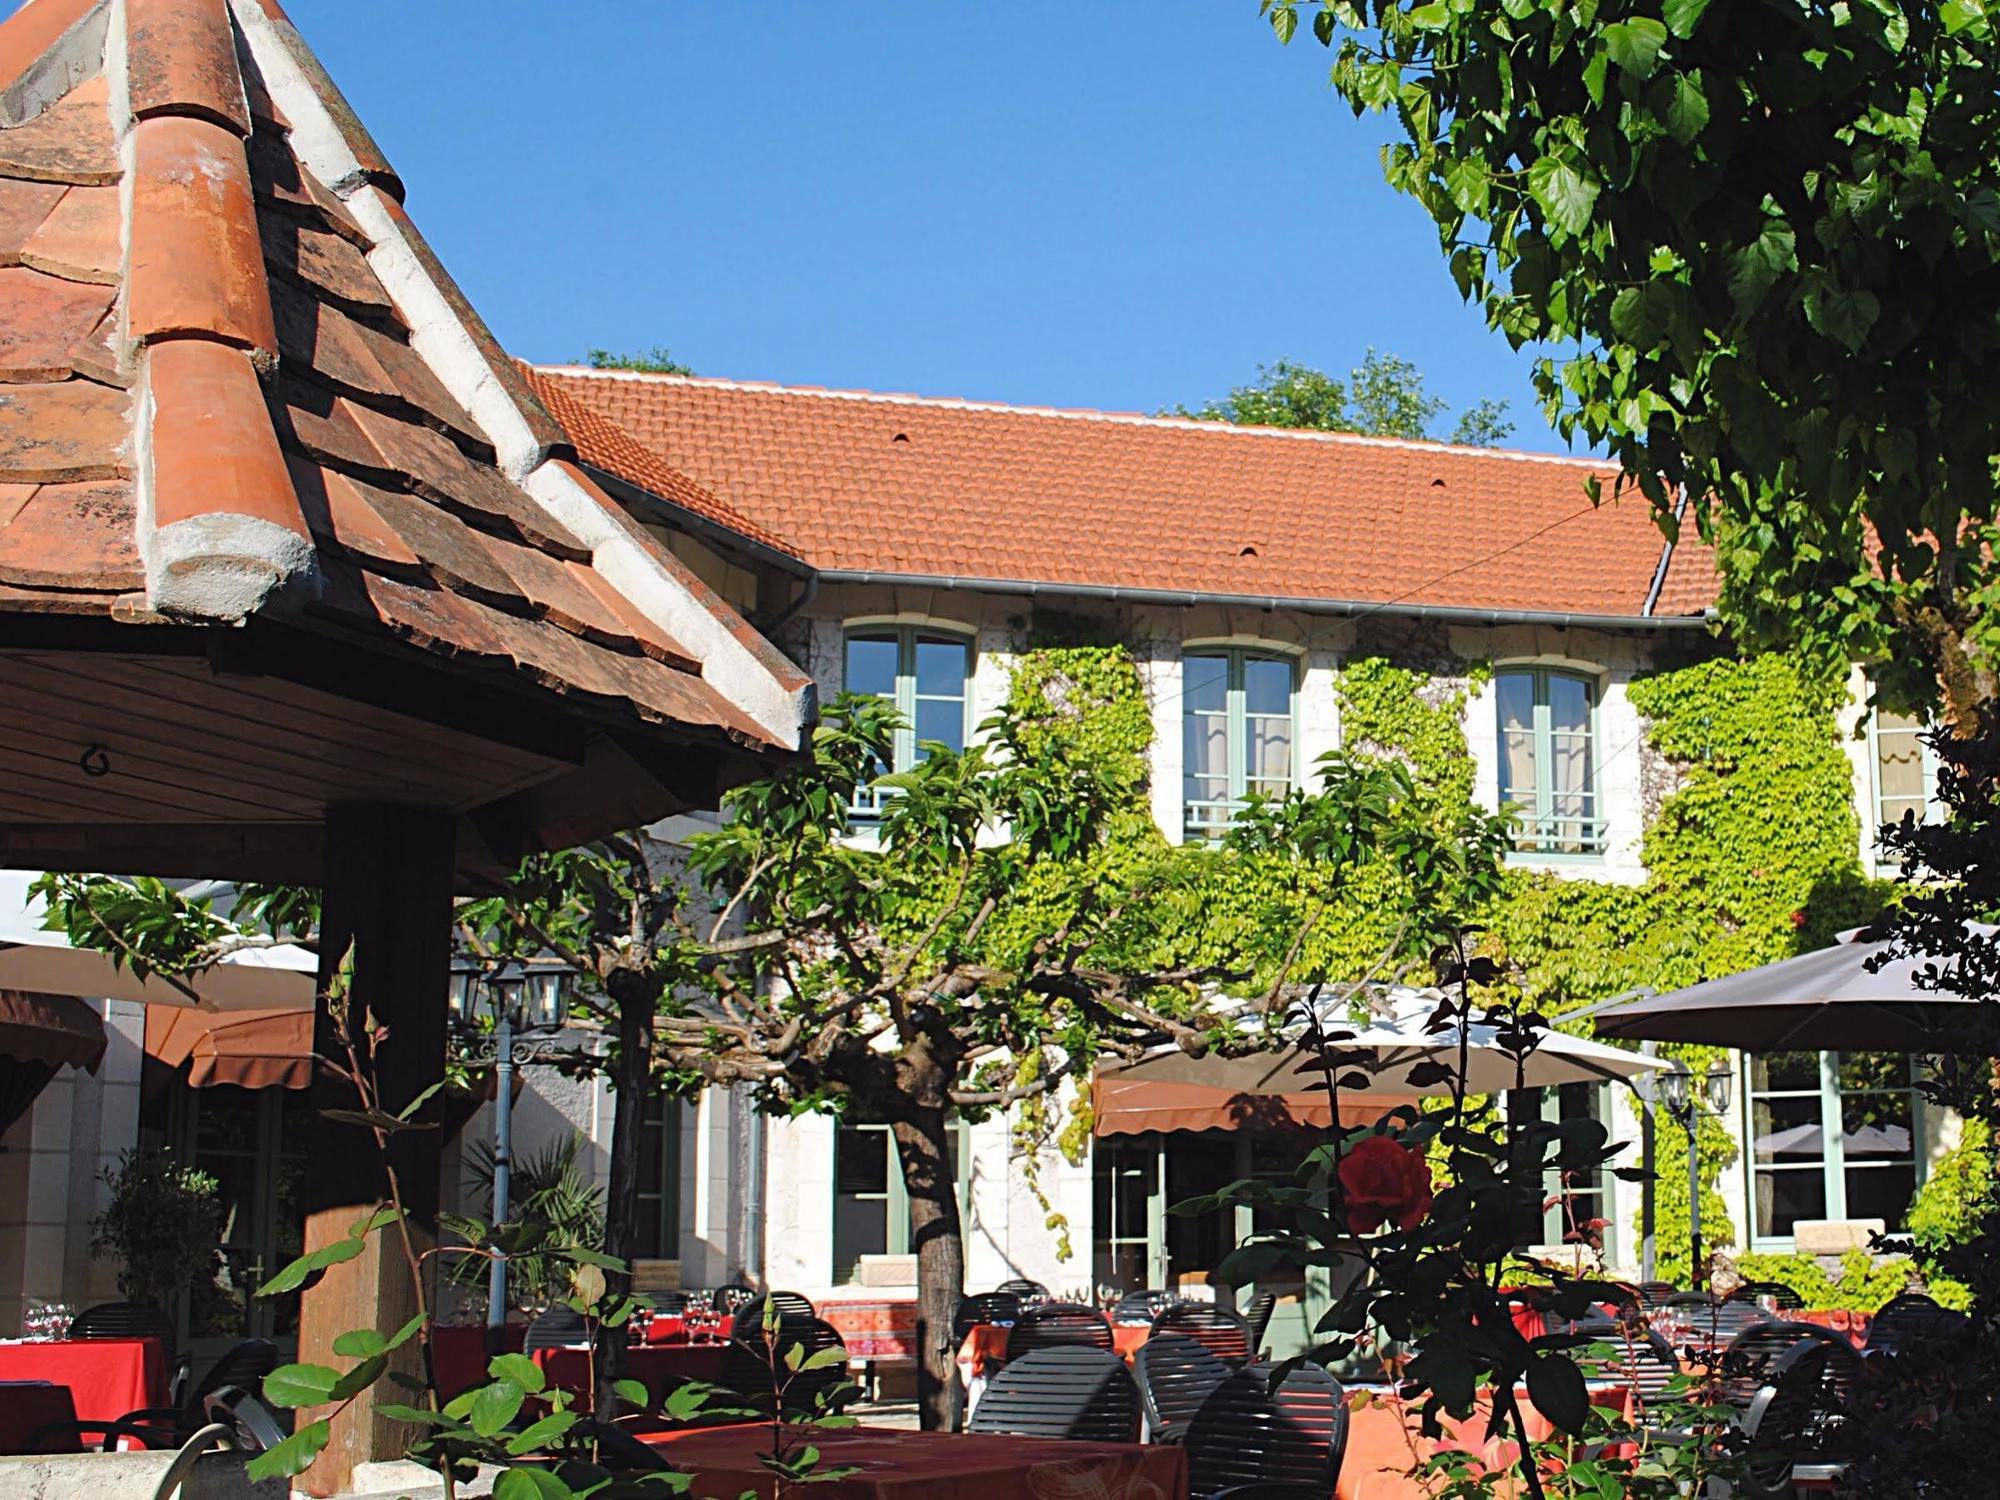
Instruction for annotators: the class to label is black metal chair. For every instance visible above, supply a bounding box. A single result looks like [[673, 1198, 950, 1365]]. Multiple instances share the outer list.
[[70, 1301, 177, 1352], [1739, 1334, 1862, 1499], [967, 1346, 1141, 1443], [648, 1289, 690, 1317], [525, 1303, 590, 1354], [1154, 1301, 1253, 1365], [1727, 1279, 1805, 1311], [1134, 1332, 1231, 1444], [1719, 1321, 1850, 1410], [1004, 1301, 1113, 1364], [728, 1290, 817, 1338], [1867, 1292, 1969, 1353], [30, 1338, 279, 1451], [1111, 1288, 1177, 1326], [1204, 1488, 1333, 1500], [1244, 1290, 1278, 1356], [1660, 1291, 1768, 1348], [720, 1316, 852, 1417], [1545, 1318, 1679, 1407], [996, 1277, 1051, 1300], [1185, 1361, 1347, 1500], [954, 1291, 1024, 1346], [1632, 1280, 1676, 1309]]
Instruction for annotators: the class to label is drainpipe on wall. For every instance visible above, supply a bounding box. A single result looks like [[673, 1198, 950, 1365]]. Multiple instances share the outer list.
[[741, 1092, 766, 1286]]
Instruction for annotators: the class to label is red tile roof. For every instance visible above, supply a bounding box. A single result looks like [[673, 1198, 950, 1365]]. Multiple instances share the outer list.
[[534, 368, 1721, 624], [0, 0, 809, 752]]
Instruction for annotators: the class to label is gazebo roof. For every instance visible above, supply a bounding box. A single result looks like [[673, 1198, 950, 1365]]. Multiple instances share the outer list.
[[0, 0, 813, 879]]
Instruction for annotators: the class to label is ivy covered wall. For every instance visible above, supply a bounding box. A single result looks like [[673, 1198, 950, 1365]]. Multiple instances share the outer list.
[[1001, 634, 1889, 1280]]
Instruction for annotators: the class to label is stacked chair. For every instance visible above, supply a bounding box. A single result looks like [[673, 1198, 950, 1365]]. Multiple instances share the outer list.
[[967, 1347, 1141, 1443], [1133, 1333, 1231, 1444], [1183, 1361, 1348, 1500], [1004, 1301, 1114, 1364], [1154, 1302, 1252, 1365]]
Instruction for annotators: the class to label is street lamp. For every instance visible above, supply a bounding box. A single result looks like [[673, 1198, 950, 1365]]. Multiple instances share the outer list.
[[451, 956, 573, 1345], [1659, 1060, 1733, 1288]]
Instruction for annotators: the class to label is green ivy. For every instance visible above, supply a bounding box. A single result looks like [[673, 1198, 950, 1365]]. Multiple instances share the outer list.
[[1735, 1248, 1941, 1313], [1908, 1117, 1994, 1276]]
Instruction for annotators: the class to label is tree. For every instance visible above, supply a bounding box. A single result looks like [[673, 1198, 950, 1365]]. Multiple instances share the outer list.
[[583, 346, 695, 376], [1260, 0, 2000, 726], [1178, 350, 1512, 444]]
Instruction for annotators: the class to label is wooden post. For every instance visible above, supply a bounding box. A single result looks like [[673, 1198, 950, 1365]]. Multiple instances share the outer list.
[[297, 804, 454, 1497]]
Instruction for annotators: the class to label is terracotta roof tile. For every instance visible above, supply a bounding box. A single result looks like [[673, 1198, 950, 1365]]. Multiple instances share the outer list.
[[538, 369, 1724, 622], [18, 181, 116, 282], [127, 114, 276, 359], [0, 11, 808, 754], [0, 478, 140, 589], [0, 0, 100, 98], [0, 73, 116, 184], [0, 263, 114, 380]]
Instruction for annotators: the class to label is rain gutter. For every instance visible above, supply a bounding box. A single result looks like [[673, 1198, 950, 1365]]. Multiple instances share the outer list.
[[811, 570, 1717, 632]]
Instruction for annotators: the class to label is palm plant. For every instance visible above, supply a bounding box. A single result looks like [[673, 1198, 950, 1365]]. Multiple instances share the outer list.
[[448, 1132, 606, 1315]]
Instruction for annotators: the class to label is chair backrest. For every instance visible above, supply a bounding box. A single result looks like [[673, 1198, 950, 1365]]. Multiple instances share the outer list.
[[953, 1291, 1023, 1346], [1867, 1293, 1967, 1353], [71, 1301, 175, 1352], [996, 1278, 1050, 1300], [729, 1290, 817, 1338], [1658, 1292, 1767, 1347], [1005, 1301, 1113, 1363], [721, 1317, 851, 1416], [1111, 1289, 1176, 1326], [524, 1304, 590, 1355], [1739, 1337, 1863, 1499], [193, 1339, 278, 1411], [967, 1346, 1140, 1443], [1134, 1333, 1231, 1444], [1633, 1281, 1676, 1309], [1153, 1301, 1252, 1365], [202, 1385, 287, 1454], [1244, 1290, 1278, 1357], [1719, 1320, 1849, 1409], [1728, 1279, 1805, 1311], [1185, 1360, 1347, 1496], [710, 1283, 756, 1313], [1550, 1319, 1679, 1405]]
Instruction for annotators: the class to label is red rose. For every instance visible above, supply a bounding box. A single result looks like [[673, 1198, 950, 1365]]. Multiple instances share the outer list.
[[1338, 1135, 1434, 1235]]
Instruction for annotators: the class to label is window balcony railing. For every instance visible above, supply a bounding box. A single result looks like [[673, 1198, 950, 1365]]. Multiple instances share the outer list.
[[1507, 809, 1607, 857]]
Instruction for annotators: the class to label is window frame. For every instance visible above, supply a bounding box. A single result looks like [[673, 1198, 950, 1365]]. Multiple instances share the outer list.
[[842, 623, 975, 818], [632, 1093, 682, 1262], [1180, 645, 1299, 843], [1866, 706, 1942, 871], [831, 1119, 972, 1284], [1493, 665, 1606, 860], [1742, 1050, 1925, 1251]]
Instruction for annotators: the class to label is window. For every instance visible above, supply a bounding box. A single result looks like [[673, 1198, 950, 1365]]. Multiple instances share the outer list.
[[844, 628, 972, 816], [1182, 649, 1295, 841], [1508, 1084, 1614, 1260], [632, 1096, 681, 1260], [1870, 708, 1940, 865], [1092, 1135, 1160, 1293], [1495, 668, 1604, 855], [1747, 1051, 1921, 1244], [832, 1122, 969, 1283]]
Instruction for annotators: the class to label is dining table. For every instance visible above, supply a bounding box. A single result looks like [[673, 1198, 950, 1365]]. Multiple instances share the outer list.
[[533, 1342, 732, 1407], [0, 1337, 169, 1433], [0, 1380, 81, 1455], [643, 1420, 1188, 1500], [1336, 1382, 1637, 1500]]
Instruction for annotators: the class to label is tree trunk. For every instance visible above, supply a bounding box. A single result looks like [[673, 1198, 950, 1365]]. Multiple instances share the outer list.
[[890, 1104, 965, 1432], [595, 976, 655, 1420]]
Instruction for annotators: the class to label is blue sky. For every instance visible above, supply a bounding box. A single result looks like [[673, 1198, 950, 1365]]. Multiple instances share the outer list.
[[285, 1, 1564, 452]]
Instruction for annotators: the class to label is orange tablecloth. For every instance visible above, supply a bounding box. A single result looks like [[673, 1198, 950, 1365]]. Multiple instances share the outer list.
[[534, 1342, 731, 1405], [1795, 1310, 1872, 1347], [644, 1421, 1188, 1500], [0, 1381, 80, 1455], [1337, 1384, 1635, 1500], [821, 1299, 919, 1360], [0, 1338, 168, 1428], [959, 1322, 1148, 1372]]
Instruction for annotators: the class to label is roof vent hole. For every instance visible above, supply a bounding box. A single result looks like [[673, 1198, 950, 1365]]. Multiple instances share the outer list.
[[892, 432, 910, 444], [1238, 545, 1259, 558], [1430, 477, 1446, 487]]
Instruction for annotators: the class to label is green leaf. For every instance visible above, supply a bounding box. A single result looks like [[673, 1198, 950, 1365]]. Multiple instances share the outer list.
[[328, 1354, 387, 1402], [1727, 219, 1796, 314], [396, 1079, 446, 1121], [798, 1346, 850, 1372], [1526, 155, 1599, 236], [1664, 71, 1708, 143], [1270, 2, 1298, 43], [489, 1352, 547, 1394], [1602, 17, 1669, 78], [1408, 2, 1451, 27], [376, 1402, 453, 1427], [494, 1467, 577, 1500], [1527, 1352, 1591, 1436], [1942, 0, 1987, 34], [1803, 281, 1880, 352], [347, 1206, 398, 1239], [332, 1329, 386, 1359], [256, 1235, 364, 1297], [504, 1410, 580, 1455], [468, 1379, 526, 1438], [384, 1312, 427, 1352], [262, 1362, 340, 1408], [1662, 0, 1711, 38], [244, 1420, 330, 1482], [613, 1377, 652, 1408]]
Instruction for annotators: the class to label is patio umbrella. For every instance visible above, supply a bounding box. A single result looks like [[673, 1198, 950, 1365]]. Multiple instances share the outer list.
[[0, 871, 317, 1013], [1591, 923, 1998, 1053]]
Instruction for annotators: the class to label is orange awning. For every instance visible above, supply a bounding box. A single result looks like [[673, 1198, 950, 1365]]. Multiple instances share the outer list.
[[0, 990, 107, 1073], [1092, 1048, 1412, 1136], [145, 1006, 314, 1091]]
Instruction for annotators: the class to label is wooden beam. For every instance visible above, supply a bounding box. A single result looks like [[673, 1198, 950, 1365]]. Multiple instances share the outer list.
[[0, 821, 325, 882], [296, 804, 453, 1497]]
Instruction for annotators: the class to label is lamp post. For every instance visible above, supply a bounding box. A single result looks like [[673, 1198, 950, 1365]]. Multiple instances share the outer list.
[[1659, 1059, 1733, 1289], [450, 956, 573, 1346]]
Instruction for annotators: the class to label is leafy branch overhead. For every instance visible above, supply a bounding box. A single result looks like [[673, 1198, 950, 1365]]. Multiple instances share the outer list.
[[1177, 351, 1515, 446]]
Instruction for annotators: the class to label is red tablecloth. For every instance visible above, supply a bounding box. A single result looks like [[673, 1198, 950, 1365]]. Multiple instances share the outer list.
[[0, 1381, 81, 1455], [431, 1324, 528, 1403], [820, 1300, 918, 1360], [0, 1338, 167, 1427], [644, 1314, 689, 1345], [644, 1421, 1188, 1500], [534, 1343, 731, 1405], [959, 1322, 1149, 1373], [1338, 1384, 1635, 1500]]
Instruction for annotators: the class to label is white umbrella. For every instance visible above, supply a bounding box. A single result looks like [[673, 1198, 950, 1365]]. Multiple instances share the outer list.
[[0, 871, 317, 1012]]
